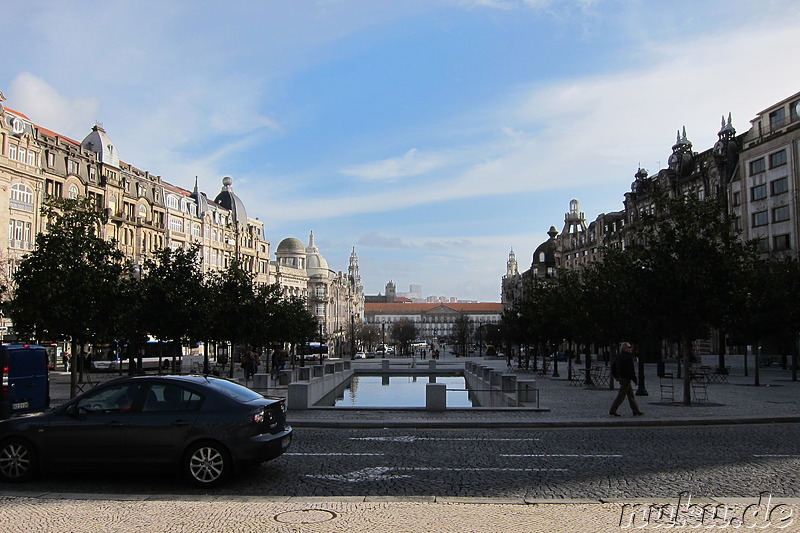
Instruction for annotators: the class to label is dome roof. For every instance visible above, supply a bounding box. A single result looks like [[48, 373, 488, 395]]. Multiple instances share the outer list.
[[306, 231, 330, 277], [307, 253, 329, 275], [213, 176, 248, 227], [276, 237, 305, 255], [81, 124, 119, 167]]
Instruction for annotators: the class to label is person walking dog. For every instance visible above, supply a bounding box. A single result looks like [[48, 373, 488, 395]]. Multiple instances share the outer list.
[[609, 342, 644, 417]]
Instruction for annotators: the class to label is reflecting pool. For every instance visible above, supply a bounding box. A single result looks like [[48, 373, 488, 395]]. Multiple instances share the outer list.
[[317, 374, 474, 408]]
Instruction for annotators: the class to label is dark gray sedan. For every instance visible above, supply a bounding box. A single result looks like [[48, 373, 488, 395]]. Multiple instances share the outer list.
[[0, 375, 292, 487]]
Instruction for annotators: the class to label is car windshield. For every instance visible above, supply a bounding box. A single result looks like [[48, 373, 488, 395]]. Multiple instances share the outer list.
[[203, 377, 263, 402]]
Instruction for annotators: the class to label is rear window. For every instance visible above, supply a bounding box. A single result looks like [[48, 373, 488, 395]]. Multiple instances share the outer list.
[[204, 378, 263, 402]]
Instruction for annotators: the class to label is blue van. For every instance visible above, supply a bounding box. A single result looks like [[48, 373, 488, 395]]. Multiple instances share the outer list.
[[0, 345, 50, 418]]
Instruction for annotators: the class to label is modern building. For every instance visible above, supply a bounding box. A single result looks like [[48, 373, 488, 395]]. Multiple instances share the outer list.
[[730, 93, 800, 257]]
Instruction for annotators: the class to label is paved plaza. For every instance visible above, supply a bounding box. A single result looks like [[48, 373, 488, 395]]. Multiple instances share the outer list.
[[9, 354, 800, 532]]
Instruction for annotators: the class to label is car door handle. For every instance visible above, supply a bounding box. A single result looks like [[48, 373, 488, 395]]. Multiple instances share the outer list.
[[108, 421, 125, 426], [172, 420, 190, 426]]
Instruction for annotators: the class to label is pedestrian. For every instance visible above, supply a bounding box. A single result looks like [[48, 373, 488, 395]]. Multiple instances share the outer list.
[[63, 352, 71, 372], [253, 350, 261, 375], [241, 351, 254, 380], [609, 342, 644, 417]]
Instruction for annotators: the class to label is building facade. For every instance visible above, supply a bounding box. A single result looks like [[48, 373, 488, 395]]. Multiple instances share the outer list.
[[502, 91, 800, 356], [0, 93, 366, 348], [365, 302, 503, 346]]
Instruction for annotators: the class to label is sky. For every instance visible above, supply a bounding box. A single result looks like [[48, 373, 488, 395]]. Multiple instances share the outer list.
[[3, 0, 800, 302]]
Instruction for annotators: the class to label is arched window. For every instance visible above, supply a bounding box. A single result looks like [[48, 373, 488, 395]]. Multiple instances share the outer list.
[[68, 184, 80, 199], [10, 183, 34, 211], [138, 204, 147, 219], [167, 195, 179, 210]]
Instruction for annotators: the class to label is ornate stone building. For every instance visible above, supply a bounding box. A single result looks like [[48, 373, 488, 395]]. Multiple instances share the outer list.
[[271, 233, 364, 357], [0, 95, 269, 319]]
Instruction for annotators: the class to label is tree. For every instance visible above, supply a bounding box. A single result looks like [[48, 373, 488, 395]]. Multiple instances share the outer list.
[[6, 197, 125, 396], [626, 193, 750, 404], [275, 294, 318, 365], [391, 319, 417, 356], [139, 244, 209, 371], [356, 323, 381, 351], [453, 313, 473, 356], [204, 260, 257, 376]]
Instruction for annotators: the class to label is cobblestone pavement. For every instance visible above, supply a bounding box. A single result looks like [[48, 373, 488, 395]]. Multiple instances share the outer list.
[[23, 355, 800, 532], [2, 495, 799, 533]]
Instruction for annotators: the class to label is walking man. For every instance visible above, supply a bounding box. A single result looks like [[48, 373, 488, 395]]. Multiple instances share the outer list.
[[609, 342, 644, 417]]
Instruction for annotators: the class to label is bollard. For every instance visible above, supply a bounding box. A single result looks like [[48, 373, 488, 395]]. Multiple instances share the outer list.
[[426, 382, 447, 411], [287, 382, 309, 410], [428, 360, 436, 371], [382, 359, 390, 372]]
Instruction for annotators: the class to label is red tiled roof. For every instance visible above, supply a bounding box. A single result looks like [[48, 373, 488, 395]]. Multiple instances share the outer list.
[[365, 302, 503, 313], [4, 107, 31, 120]]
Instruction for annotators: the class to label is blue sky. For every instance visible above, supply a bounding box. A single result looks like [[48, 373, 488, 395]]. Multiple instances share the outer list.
[[3, 0, 800, 301]]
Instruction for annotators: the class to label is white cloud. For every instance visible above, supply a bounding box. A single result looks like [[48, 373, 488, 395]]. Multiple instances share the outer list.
[[7, 73, 100, 141], [342, 148, 448, 182]]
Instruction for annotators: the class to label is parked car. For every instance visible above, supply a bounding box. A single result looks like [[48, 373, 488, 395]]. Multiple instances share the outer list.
[[366, 352, 376, 359], [0, 345, 49, 418], [0, 375, 292, 487], [353, 352, 367, 359]]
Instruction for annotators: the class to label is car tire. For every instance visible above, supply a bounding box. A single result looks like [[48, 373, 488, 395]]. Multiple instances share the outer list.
[[0, 438, 38, 483], [183, 441, 231, 487]]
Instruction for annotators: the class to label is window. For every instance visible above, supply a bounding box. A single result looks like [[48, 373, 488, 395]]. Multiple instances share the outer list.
[[142, 385, 201, 413], [45, 179, 63, 199], [770, 108, 786, 131], [770, 150, 787, 168], [774, 234, 791, 252], [68, 184, 80, 199], [773, 205, 790, 223], [757, 238, 770, 253], [47, 152, 55, 167], [26, 150, 36, 166], [792, 100, 800, 122], [169, 218, 183, 233], [191, 224, 201, 237], [8, 220, 32, 250], [67, 160, 79, 175], [89, 167, 97, 181], [771, 177, 789, 196], [75, 383, 144, 414], [167, 195, 179, 210], [751, 184, 767, 201], [315, 304, 325, 316], [732, 191, 741, 206], [732, 217, 742, 232], [750, 158, 766, 175], [10, 183, 34, 211], [138, 204, 147, 219], [17, 147, 26, 163], [8, 144, 17, 160], [752, 210, 768, 227]]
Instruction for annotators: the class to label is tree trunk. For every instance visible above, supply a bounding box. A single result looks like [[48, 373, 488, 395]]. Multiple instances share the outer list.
[[682, 337, 692, 406], [754, 342, 761, 387]]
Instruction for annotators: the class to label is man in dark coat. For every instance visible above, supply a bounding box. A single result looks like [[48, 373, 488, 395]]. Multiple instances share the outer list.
[[609, 342, 644, 416]]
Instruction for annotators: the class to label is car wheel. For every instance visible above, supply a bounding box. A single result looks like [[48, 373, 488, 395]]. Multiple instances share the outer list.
[[0, 438, 38, 482], [183, 441, 231, 487]]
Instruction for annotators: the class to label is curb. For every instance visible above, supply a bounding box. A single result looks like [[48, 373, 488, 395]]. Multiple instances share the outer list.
[[286, 415, 800, 429]]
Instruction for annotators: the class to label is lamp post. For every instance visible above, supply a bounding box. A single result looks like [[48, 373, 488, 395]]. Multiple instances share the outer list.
[[552, 342, 560, 378]]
